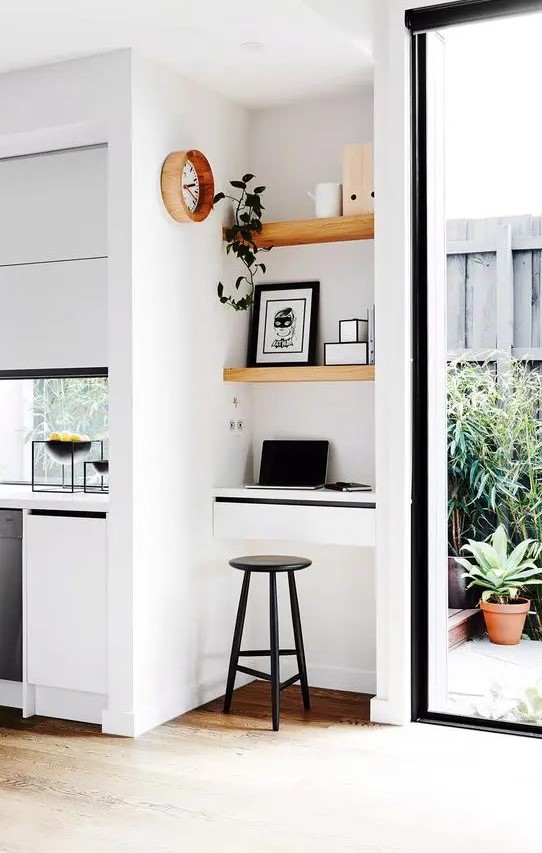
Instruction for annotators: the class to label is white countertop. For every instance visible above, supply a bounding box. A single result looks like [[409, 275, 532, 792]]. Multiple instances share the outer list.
[[0, 485, 109, 513], [213, 486, 376, 505]]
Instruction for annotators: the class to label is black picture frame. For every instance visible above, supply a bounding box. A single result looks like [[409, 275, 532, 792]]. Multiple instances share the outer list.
[[247, 281, 320, 368]]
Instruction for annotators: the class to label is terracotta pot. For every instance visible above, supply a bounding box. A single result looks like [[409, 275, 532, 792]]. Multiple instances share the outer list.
[[448, 556, 480, 609], [480, 598, 530, 645]]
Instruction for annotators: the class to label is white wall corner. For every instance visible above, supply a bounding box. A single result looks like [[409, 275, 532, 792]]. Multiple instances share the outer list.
[[102, 709, 136, 738], [370, 0, 413, 726]]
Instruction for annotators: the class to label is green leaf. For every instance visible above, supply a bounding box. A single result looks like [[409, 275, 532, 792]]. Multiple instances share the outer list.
[[507, 539, 536, 571], [213, 192, 225, 204], [259, 263, 266, 275], [235, 276, 245, 290], [254, 186, 266, 193], [491, 525, 508, 567], [230, 180, 246, 189], [242, 173, 255, 183], [217, 282, 224, 298], [462, 541, 499, 572]]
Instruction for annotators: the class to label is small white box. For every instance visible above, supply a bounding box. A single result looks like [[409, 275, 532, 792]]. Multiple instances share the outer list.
[[324, 342, 368, 365], [339, 318, 368, 343]]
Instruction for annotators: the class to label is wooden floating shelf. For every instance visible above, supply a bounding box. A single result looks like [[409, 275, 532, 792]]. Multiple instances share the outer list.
[[222, 213, 374, 249], [223, 365, 375, 383]]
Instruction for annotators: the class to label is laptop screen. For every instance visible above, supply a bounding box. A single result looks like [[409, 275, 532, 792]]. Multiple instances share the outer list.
[[258, 440, 329, 487]]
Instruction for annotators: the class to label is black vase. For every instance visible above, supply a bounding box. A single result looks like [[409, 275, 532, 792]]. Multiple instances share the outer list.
[[448, 556, 480, 609]]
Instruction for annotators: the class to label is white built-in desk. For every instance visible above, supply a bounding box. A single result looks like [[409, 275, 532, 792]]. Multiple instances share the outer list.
[[213, 487, 376, 547]]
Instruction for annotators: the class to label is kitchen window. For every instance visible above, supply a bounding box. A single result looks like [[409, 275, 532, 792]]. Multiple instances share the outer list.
[[0, 371, 108, 485]]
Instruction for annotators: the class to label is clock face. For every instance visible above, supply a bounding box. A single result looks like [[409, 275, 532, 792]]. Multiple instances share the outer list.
[[182, 159, 200, 213]]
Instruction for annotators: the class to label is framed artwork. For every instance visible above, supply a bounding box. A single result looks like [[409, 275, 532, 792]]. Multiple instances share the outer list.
[[248, 281, 320, 367]]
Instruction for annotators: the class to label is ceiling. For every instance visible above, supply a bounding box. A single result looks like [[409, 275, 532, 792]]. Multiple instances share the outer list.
[[0, 0, 375, 107]]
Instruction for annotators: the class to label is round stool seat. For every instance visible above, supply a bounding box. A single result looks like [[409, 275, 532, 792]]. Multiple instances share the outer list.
[[229, 555, 311, 573]]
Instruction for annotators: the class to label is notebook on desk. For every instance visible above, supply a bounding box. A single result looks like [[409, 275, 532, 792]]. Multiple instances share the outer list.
[[245, 439, 329, 490]]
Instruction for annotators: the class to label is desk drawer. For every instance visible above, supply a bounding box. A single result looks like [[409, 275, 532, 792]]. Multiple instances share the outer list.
[[213, 500, 375, 547]]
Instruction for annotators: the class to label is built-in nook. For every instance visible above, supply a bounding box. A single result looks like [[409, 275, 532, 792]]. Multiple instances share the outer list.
[[215, 89, 376, 698]]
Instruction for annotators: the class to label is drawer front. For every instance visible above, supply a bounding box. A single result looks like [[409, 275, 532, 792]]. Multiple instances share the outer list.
[[213, 501, 375, 547]]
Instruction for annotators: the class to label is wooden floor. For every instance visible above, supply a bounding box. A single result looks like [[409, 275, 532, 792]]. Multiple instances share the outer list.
[[0, 683, 372, 852]]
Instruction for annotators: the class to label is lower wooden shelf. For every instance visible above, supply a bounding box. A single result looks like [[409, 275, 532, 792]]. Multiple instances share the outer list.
[[223, 365, 375, 383]]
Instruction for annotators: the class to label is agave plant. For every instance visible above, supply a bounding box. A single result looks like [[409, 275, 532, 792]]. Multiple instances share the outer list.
[[456, 525, 542, 604]]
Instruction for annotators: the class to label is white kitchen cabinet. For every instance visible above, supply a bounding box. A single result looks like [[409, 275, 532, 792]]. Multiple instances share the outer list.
[[26, 512, 107, 696], [0, 146, 107, 266], [0, 258, 107, 371]]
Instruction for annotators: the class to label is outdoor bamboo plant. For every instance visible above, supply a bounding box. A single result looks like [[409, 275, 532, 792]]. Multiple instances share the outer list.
[[447, 357, 542, 554]]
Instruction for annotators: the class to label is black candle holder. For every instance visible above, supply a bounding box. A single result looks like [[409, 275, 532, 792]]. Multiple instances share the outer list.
[[32, 439, 104, 493], [84, 459, 109, 494]]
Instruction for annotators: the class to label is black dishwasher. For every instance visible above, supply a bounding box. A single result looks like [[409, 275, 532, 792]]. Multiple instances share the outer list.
[[0, 510, 22, 682]]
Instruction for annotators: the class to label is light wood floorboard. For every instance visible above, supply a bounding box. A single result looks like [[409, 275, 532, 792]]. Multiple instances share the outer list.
[[0, 683, 372, 853]]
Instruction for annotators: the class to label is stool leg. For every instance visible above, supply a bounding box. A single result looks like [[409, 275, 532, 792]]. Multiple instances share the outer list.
[[269, 571, 280, 731], [224, 570, 251, 713], [288, 571, 311, 710]]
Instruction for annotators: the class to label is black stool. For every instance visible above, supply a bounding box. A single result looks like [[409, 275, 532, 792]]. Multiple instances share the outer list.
[[224, 555, 311, 731]]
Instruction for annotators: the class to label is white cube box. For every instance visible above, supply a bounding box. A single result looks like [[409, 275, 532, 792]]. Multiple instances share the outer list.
[[339, 318, 368, 343], [324, 342, 368, 365]]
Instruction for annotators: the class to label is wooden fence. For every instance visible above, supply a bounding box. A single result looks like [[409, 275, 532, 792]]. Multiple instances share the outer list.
[[447, 215, 542, 361]]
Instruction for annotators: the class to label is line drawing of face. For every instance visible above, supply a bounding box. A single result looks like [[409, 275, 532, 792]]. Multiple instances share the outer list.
[[272, 307, 296, 347]]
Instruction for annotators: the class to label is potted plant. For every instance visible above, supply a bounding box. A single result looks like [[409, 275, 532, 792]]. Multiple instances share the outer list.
[[457, 525, 542, 645], [446, 357, 542, 616]]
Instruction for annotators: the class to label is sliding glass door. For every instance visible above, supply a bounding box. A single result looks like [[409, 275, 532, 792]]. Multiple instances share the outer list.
[[411, 0, 542, 735]]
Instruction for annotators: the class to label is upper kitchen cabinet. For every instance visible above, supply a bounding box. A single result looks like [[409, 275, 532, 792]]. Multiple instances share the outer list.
[[0, 257, 107, 370], [0, 146, 107, 266], [0, 144, 108, 371]]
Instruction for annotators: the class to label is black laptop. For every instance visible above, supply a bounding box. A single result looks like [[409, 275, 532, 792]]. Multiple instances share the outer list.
[[246, 440, 329, 490]]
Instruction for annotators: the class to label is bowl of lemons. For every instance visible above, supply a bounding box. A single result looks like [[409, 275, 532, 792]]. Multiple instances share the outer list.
[[45, 432, 92, 464]]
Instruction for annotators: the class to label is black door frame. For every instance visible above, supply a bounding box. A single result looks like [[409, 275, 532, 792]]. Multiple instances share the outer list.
[[410, 0, 542, 738]]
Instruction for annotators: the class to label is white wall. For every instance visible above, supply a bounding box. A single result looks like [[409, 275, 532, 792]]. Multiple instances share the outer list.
[[370, 0, 444, 725], [130, 54, 261, 734], [0, 51, 135, 735], [238, 91, 377, 694]]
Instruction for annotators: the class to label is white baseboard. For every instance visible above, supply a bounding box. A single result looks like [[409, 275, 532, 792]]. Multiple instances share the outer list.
[[0, 679, 23, 709], [34, 686, 107, 725], [101, 708, 136, 737], [307, 664, 376, 695], [102, 666, 377, 739], [370, 695, 410, 725]]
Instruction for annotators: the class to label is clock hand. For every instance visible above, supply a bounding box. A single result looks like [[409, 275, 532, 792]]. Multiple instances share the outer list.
[[183, 185, 198, 202], [183, 183, 196, 188]]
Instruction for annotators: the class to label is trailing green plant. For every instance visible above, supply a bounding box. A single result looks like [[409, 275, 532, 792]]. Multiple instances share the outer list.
[[456, 524, 542, 605], [213, 174, 271, 311]]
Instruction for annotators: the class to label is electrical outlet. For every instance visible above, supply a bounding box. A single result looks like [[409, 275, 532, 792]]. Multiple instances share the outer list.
[[228, 419, 236, 432], [236, 419, 244, 432]]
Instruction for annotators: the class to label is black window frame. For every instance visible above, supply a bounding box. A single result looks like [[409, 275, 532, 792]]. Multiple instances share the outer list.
[[410, 2, 542, 738], [407, 0, 542, 32]]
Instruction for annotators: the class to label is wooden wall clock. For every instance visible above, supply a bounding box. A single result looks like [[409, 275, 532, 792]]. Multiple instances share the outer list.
[[160, 149, 215, 223]]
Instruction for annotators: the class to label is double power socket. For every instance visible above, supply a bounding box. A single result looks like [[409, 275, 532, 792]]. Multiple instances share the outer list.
[[229, 419, 244, 434]]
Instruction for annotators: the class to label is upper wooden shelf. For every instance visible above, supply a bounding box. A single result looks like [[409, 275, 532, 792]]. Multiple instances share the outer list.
[[223, 365, 375, 383], [222, 213, 374, 249]]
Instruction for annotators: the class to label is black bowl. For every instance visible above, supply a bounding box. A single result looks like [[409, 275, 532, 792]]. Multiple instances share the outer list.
[[92, 460, 109, 475], [45, 440, 92, 464]]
